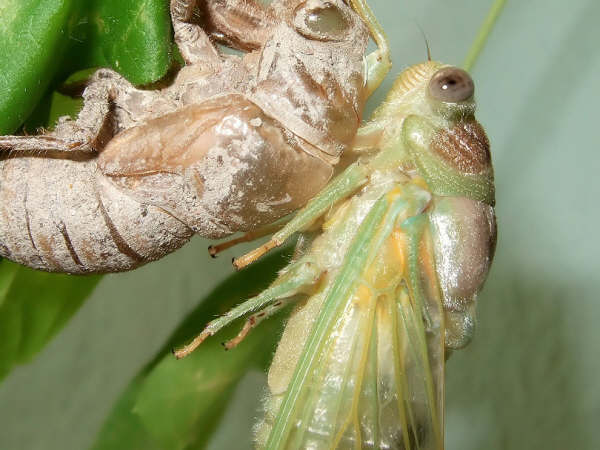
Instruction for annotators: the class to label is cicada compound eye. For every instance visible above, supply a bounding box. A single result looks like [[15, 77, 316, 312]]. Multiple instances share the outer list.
[[293, 1, 350, 41], [428, 67, 474, 103]]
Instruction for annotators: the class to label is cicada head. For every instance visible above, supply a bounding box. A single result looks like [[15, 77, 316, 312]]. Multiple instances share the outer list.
[[407, 65, 494, 206], [377, 62, 495, 207]]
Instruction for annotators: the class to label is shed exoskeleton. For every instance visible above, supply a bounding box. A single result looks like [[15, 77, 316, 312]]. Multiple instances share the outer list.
[[0, 0, 390, 274]]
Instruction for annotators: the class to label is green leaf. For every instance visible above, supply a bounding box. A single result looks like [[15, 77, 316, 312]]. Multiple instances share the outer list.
[[93, 249, 292, 450], [82, 0, 173, 84], [0, 0, 173, 134], [0, 0, 81, 134], [0, 260, 100, 380]]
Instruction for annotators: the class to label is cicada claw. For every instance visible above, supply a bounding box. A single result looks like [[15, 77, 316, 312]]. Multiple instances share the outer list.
[[222, 297, 295, 350], [233, 240, 280, 270], [172, 331, 212, 359], [209, 221, 289, 259]]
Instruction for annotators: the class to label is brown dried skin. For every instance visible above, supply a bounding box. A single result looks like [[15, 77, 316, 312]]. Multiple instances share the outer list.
[[201, 0, 277, 51], [251, 3, 367, 157], [0, 0, 368, 273], [0, 156, 193, 273], [98, 95, 333, 238]]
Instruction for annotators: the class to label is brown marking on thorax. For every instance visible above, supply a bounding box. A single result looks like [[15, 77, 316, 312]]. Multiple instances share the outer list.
[[432, 121, 491, 174]]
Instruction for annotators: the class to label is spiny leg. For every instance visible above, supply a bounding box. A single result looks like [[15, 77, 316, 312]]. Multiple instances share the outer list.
[[170, 0, 221, 65], [349, 0, 391, 96], [349, 122, 385, 155], [208, 218, 290, 258], [233, 162, 369, 269], [173, 260, 322, 358], [223, 295, 297, 350], [0, 69, 128, 154]]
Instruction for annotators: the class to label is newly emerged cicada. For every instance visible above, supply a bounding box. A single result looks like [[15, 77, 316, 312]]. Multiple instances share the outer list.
[[176, 59, 496, 449], [0, 0, 389, 274]]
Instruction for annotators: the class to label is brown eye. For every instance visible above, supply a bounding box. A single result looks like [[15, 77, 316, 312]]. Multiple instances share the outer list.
[[294, 2, 350, 41], [428, 67, 474, 103]]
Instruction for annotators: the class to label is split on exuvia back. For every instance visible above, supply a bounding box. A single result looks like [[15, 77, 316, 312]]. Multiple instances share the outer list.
[[176, 60, 497, 449]]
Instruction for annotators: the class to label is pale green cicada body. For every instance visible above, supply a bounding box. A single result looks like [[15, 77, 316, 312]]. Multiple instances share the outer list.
[[175, 60, 496, 449]]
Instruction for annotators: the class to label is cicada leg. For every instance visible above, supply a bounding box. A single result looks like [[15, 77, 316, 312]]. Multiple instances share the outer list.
[[233, 162, 369, 269], [173, 260, 322, 358], [170, 0, 221, 65], [208, 218, 291, 258], [222, 295, 298, 350], [349, 0, 391, 96], [0, 69, 128, 154], [350, 122, 386, 155], [221, 230, 320, 347]]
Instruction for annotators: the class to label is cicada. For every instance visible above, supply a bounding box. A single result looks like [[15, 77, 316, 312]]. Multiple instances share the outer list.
[[175, 57, 496, 448], [0, 0, 386, 274]]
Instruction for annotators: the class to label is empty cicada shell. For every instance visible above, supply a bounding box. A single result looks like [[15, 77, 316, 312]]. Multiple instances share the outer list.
[[0, 0, 390, 274]]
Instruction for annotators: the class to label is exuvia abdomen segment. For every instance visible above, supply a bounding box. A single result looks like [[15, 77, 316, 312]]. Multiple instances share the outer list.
[[0, 156, 192, 274]]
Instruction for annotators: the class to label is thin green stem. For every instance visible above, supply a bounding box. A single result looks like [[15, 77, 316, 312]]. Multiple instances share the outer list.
[[463, 0, 507, 72]]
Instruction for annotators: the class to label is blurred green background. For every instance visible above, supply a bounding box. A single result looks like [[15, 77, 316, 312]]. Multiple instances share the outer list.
[[0, 0, 598, 448]]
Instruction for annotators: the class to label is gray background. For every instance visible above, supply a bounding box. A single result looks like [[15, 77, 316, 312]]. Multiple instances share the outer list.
[[1, 0, 599, 448]]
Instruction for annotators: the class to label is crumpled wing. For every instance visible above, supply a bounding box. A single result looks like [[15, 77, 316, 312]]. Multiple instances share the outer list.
[[261, 256, 445, 450]]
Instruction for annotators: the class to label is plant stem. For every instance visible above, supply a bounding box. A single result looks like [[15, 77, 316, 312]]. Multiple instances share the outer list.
[[463, 0, 507, 71]]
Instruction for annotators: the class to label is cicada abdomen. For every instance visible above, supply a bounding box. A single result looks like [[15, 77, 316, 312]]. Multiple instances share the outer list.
[[176, 61, 496, 449]]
